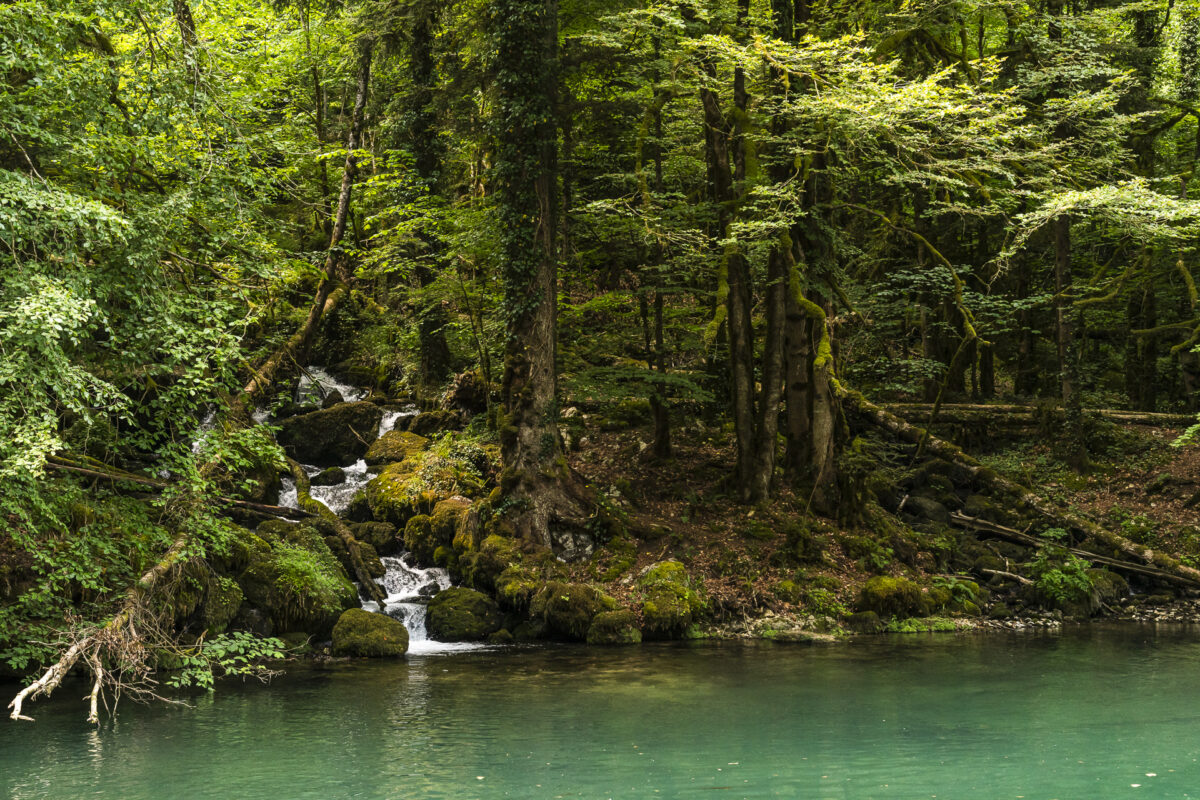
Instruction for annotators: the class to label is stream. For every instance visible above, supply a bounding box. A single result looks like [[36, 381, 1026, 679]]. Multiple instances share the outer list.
[[272, 368, 468, 654], [4, 627, 1200, 798]]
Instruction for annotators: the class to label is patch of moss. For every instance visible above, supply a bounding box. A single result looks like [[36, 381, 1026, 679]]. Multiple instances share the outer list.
[[637, 561, 705, 640], [884, 616, 958, 633], [857, 576, 925, 619]]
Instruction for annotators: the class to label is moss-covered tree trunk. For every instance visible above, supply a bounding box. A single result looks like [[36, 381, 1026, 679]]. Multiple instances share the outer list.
[[491, 0, 589, 548]]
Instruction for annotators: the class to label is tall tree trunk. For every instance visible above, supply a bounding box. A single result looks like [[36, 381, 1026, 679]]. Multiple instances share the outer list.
[[697, 48, 755, 497], [1054, 213, 1087, 470], [491, 0, 589, 548], [408, 5, 452, 388]]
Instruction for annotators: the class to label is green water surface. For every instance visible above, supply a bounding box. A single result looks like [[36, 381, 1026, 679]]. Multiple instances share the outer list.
[[3, 626, 1199, 799]]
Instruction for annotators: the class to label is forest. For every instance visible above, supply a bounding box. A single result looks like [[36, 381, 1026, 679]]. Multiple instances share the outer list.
[[7, 0, 1200, 727]]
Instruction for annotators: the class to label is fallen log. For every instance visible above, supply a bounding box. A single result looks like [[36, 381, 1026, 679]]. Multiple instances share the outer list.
[[838, 387, 1200, 587], [286, 459, 387, 607], [951, 512, 1200, 590], [979, 568, 1033, 586], [887, 403, 1194, 428]]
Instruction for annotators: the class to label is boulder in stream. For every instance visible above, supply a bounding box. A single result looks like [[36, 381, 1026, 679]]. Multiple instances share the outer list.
[[587, 610, 642, 645], [332, 608, 409, 657], [276, 401, 383, 467], [427, 587, 503, 641]]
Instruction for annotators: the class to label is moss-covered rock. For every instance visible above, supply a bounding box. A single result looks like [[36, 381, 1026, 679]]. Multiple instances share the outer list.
[[427, 587, 503, 641], [365, 430, 429, 466], [403, 515, 438, 563], [495, 564, 542, 610], [237, 532, 357, 637], [459, 535, 519, 592], [857, 576, 926, 619], [364, 460, 423, 527], [407, 410, 461, 436], [430, 497, 471, 543], [199, 576, 244, 634], [636, 561, 705, 640], [350, 521, 399, 554], [276, 401, 383, 467], [531, 581, 617, 641], [331, 608, 409, 657], [587, 610, 642, 645], [311, 466, 346, 486]]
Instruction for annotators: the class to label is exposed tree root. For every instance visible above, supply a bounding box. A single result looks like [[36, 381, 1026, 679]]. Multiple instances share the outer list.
[[286, 459, 388, 607], [8, 534, 189, 722], [841, 388, 1200, 588]]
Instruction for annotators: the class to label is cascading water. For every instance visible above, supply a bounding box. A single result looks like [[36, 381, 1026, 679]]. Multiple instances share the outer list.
[[272, 370, 481, 653], [295, 366, 365, 404], [362, 556, 486, 654]]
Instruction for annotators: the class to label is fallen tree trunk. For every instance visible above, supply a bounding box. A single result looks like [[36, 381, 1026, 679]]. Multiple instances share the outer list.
[[839, 387, 1200, 587], [46, 456, 313, 521], [887, 403, 1194, 428], [286, 459, 387, 607], [952, 512, 1200, 590]]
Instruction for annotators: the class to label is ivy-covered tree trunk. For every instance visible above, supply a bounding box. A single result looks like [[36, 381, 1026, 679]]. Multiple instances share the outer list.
[[491, 0, 589, 548]]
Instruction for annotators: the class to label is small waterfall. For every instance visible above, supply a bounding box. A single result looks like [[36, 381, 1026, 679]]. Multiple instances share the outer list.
[[308, 459, 370, 516], [295, 366, 365, 405], [378, 406, 418, 438], [363, 556, 488, 654], [271, 366, 484, 654]]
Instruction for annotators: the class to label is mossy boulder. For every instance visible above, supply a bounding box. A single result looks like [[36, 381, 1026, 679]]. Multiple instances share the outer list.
[[403, 515, 438, 563], [637, 561, 704, 640], [237, 533, 358, 637], [531, 581, 617, 641], [199, 576, 244, 635], [427, 587, 503, 641], [587, 610, 642, 645], [459, 535, 519, 592], [857, 576, 926, 619], [364, 460, 426, 527], [324, 534, 386, 579], [495, 564, 542, 610], [350, 521, 399, 554], [365, 430, 429, 466], [1086, 568, 1130, 610], [431, 497, 472, 543], [276, 401, 383, 467], [331, 608, 409, 657], [311, 466, 346, 486], [407, 410, 461, 436]]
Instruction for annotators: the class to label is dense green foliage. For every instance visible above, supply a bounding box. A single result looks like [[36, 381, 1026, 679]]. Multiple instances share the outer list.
[[8, 0, 1200, 696]]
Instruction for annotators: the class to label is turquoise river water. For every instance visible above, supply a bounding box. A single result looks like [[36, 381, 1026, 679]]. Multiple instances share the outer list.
[[3, 626, 1200, 799]]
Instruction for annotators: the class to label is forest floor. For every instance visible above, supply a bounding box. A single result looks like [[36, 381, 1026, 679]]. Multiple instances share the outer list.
[[554, 409, 1200, 637]]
